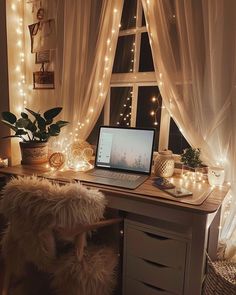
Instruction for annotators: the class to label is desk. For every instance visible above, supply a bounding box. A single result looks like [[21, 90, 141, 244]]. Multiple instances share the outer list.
[[0, 165, 229, 295]]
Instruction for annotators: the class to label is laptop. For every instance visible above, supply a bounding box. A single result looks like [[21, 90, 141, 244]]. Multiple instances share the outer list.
[[86, 126, 155, 189]]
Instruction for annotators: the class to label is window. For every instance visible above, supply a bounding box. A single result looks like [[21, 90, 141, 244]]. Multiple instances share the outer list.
[[87, 0, 190, 154]]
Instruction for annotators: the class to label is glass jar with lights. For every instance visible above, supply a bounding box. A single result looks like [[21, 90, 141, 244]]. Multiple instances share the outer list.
[[153, 150, 175, 178]]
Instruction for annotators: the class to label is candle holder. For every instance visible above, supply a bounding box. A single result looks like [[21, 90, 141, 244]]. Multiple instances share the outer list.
[[208, 167, 225, 186], [0, 158, 8, 168]]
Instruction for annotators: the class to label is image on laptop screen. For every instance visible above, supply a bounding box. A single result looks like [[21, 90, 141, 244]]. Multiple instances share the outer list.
[[96, 127, 155, 174]]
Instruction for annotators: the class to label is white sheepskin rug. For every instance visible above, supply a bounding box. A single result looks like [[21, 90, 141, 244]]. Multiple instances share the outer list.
[[0, 176, 118, 295]]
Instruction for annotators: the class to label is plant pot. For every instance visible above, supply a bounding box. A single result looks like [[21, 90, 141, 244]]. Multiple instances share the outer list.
[[19, 141, 48, 165]]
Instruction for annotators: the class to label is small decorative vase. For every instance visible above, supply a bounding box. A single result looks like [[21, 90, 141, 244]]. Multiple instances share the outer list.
[[20, 141, 48, 165], [154, 150, 174, 177]]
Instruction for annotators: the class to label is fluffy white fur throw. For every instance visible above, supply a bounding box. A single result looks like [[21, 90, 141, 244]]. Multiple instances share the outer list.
[[1, 176, 107, 229], [0, 176, 117, 295]]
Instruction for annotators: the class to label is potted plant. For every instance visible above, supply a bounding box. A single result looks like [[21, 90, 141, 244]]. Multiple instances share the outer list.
[[180, 147, 207, 181], [180, 147, 202, 168], [1, 107, 69, 164]]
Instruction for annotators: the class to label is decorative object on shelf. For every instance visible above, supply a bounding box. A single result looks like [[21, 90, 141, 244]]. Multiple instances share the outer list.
[[208, 166, 225, 186], [67, 140, 94, 172], [0, 158, 8, 168], [48, 152, 65, 170], [153, 150, 174, 178], [0, 107, 69, 165]]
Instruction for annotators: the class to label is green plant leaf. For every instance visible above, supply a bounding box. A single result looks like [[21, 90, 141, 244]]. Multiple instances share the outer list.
[[21, 112, 28, 119], [0, 120, 18, 132], [25, 108, 40, 119], [16, 118, 29, 129], [45, 119, 53, 125], [25, 120, 37, 133], [44, 107, 62, 120], [55, 120, 69, 128], [1, 111, 17, 124], [48, 124, 60, 136], [15, 129, 28, 135], [36, 116, 46, 131], [33, 131, 48, 141]]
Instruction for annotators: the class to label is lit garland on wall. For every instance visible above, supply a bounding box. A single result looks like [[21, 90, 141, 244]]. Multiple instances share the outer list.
[[11, 0, 27, 114]]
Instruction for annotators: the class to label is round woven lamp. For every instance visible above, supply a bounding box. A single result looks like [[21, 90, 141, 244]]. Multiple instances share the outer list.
[[153, 150, 175, 178]]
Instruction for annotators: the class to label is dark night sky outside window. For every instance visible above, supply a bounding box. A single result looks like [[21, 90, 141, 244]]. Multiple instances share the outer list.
[[113, 35, 135, 73], [136, 86, 162, 150], [139, 32, 154, 72], [168, 118, 190, 154], [110, 87, 132, 127]]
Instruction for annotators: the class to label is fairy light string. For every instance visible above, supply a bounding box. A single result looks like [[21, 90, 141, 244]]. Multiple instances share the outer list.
[[12, 0, 27, 114]]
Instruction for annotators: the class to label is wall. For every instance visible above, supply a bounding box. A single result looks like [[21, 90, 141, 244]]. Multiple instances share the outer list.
[[0, 0, 64, 164], [0, 0, 11, 161]]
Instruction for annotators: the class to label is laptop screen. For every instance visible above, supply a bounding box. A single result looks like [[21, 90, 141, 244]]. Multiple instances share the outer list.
[[95, 126, 155, 174]]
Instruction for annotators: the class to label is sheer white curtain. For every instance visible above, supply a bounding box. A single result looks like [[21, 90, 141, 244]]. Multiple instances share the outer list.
[[59, 0, 123, 140], [142, 0, 236, 260]]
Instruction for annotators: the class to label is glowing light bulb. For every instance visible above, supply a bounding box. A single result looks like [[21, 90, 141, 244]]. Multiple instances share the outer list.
[[11, 3, 16, 10], [150, 111, 155, 116], [16, 28, 22, 35], [152, 97, 156, 102]]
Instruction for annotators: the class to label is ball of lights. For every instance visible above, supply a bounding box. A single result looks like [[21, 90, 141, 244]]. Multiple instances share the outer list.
[[48, 152, 66, 169]]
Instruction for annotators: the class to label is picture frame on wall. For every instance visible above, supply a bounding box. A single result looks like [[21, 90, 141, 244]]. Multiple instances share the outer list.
[[35, 50, 50, 64], [33, 71, 55, 89]]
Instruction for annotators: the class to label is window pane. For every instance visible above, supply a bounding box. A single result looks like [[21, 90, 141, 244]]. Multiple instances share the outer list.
[[168, 118, 190, 154], [136, 86, 162, 150], [86, 109, 104, 147], [139, 32, 154, 72], [110, 87, 133, 127], [141, 9, 146, 26], [113, 35, 135, 73], [120, 0, 137, 30]]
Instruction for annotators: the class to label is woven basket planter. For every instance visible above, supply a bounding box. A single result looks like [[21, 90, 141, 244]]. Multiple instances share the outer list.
[[203, 255, 236, 295]]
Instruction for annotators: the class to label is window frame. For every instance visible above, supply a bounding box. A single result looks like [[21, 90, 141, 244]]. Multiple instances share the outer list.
[[104, 0, 171, 151]]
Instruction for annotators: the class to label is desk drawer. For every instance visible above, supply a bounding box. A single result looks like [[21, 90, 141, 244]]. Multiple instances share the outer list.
[[126, 255, 184, 294], [125, 277, 176, 295], [126, 226, 186, 269]]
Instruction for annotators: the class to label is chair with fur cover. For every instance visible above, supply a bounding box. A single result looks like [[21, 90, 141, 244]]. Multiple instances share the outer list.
[[0, 176, 122, 295]]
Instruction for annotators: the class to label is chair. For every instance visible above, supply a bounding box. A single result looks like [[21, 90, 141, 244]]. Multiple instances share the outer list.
[[0, 176, 122, 295]]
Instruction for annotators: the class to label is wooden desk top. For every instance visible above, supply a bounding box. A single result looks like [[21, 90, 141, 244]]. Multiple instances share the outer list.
[[0, 165, 230, 214]]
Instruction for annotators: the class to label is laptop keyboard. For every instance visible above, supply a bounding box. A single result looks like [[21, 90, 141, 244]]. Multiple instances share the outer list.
[[91, 170, 140, 181]]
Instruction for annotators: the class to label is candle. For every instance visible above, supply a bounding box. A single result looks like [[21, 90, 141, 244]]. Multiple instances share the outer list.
[[0, 158, 8, 168]]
